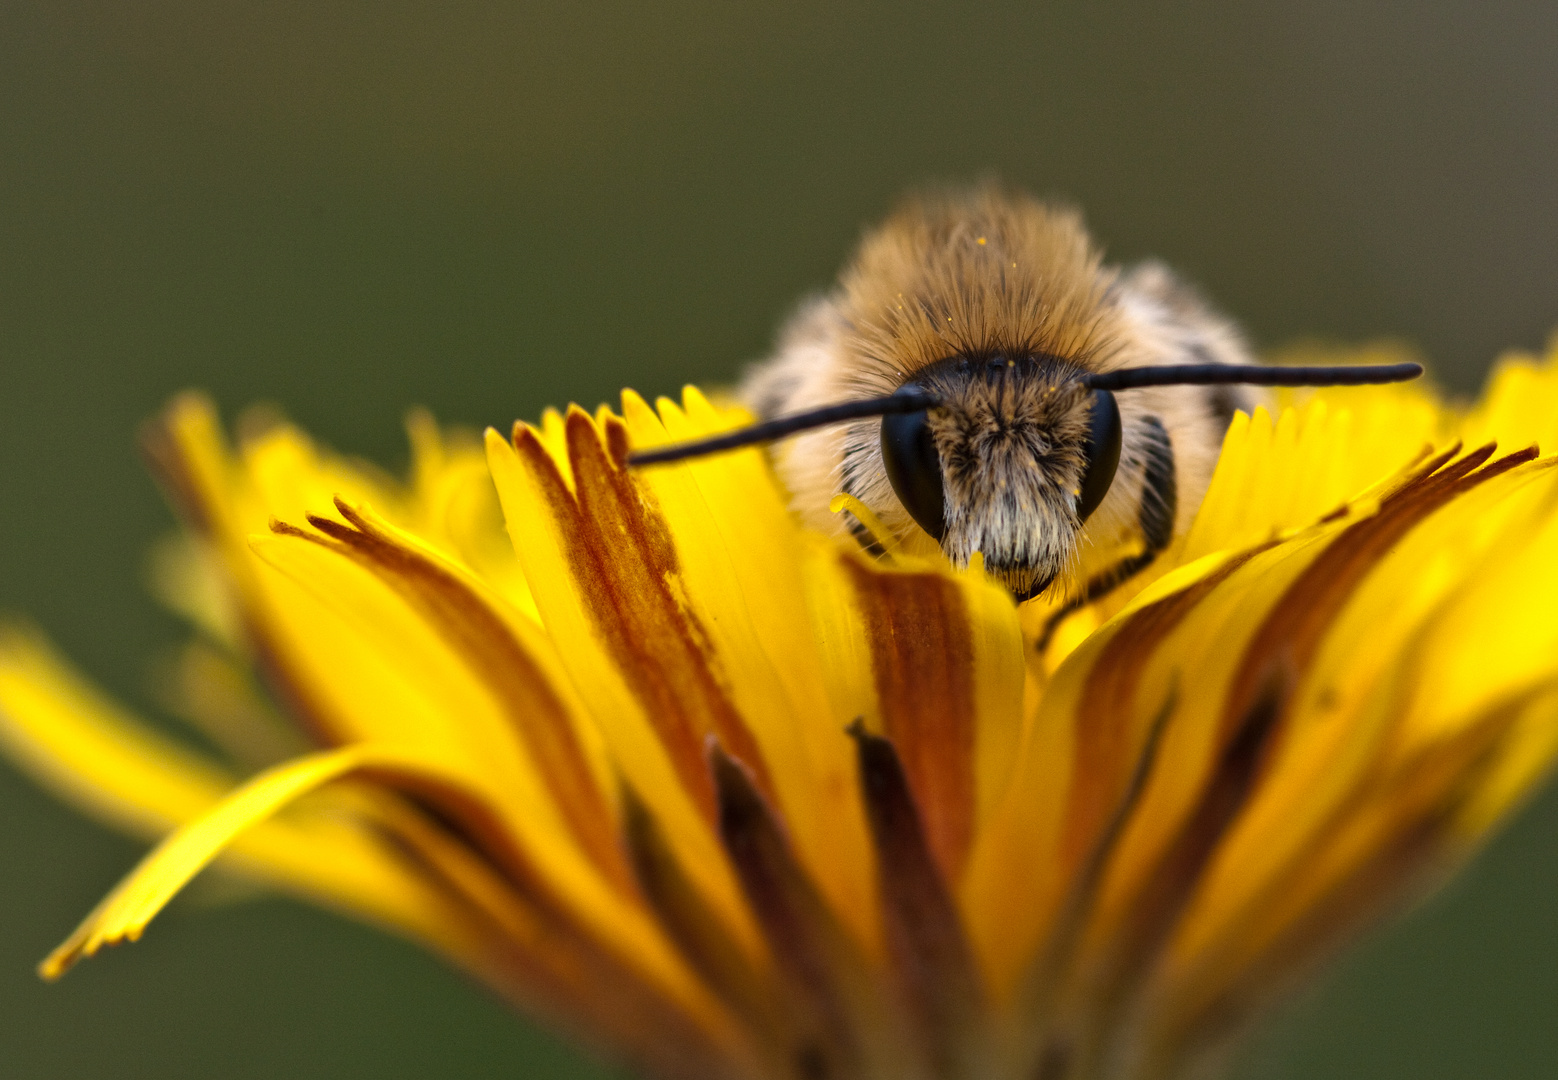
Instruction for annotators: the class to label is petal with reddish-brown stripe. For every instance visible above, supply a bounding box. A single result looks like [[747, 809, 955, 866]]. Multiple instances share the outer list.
[[297, 500, 629, 892], [565, 411, 775, 802], [849, 722, 987, 1079], [712, 745, 917, 1080], [843, 560, 978, 879], [487, 422, 769, 977]]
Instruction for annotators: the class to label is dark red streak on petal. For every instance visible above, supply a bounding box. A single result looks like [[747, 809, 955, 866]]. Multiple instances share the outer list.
[[1059, 550, 1268, 875], [300, 503, 635, 894], [375, 791, 746, 1080], [712, 745, 880, 1080], [622, 783, 794, 1059], [511, 412, 774, 822], [844, 560, 977, 879], [1222, 443, 1538, 744], [1067, 445, 1540, 1067], [849, 722, 984, 1079], [1149, 696, 1526, 1071]]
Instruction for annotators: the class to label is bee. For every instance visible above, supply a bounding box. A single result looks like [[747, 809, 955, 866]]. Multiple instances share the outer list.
[[630, 185, 1419, 607]]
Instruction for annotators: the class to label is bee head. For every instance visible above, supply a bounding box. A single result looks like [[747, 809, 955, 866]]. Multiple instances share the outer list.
[[880, 354, 1121, 600]]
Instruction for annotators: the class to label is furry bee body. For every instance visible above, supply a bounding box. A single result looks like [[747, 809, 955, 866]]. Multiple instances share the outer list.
[[741, 186, 1256, 601]]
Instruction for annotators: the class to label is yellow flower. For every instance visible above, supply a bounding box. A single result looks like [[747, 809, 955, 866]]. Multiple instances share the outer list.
[[5, 345, 1558, 1080]]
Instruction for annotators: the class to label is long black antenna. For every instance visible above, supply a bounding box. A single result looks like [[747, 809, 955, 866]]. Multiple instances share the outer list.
[[627, 361, 1424, 467], [1083, 361, 1423, 392], [627, 389, 940, 467]]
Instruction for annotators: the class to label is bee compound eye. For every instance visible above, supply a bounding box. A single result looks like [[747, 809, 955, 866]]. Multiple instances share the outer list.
[[880, 401, 946, 541], [1076, 388, 1122, 522]]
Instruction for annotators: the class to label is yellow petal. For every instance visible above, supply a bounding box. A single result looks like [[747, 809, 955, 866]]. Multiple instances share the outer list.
[[147, 393, 727, 1006], [42, 745, 377, 978], [630, 389, 882, 950], [0, 630, 507, 984], [249, 524, 716, 1000], [1462, 348, 1558, 452], [405, 409, 541, 622], [486, 421, 767, 966], [292, 498, 626, 888], [37, 731, 723, 1038], [146, 531, 243, 649]]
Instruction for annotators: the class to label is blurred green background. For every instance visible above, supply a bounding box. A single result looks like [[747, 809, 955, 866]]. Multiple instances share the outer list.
[[2, 2, 1556, 1077]]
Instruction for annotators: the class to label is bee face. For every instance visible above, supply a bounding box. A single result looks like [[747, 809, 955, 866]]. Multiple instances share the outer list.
[[879, 354, 1123, 599]]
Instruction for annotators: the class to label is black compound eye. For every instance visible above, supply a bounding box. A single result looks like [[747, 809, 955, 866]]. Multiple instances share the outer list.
[[880, 398, 946, 541], [1076, 388, 1122, 522]]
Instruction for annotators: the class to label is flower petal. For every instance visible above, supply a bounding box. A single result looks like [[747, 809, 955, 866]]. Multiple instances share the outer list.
[[0, 634, 509, 986], [621, 785, 793, 1061], [711, 745, 915, 1080], [249, 525, 728, 1007], [404, 410, 542, 622], [849, 723, 987, 1078], [486, 421, 765, 969], [34, 734, 756, 1078], [379, 789, 759, 1080], [638, 388, 882, 948], [41, 745, 377, 977], [295, 498, 628, 891], [842, 559, 984, 878]]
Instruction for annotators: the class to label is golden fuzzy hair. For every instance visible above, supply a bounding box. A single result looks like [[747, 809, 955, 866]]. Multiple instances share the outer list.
[[835, 185, 1125, 388], [919, 358, 1097, 594]]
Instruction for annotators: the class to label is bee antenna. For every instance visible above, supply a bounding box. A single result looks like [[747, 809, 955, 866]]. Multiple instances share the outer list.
[[1082, 361, 1424, 392], [627, 389, 941, 467]]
